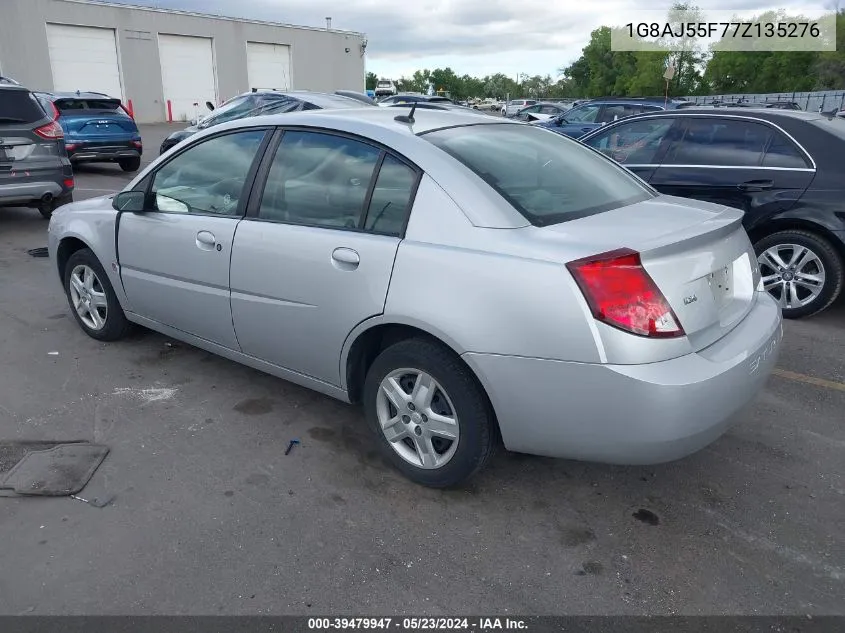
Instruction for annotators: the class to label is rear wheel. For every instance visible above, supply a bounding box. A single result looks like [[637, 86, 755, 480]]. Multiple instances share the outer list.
[[38, 192, 73, 219], [118, 157, 141, 172], [363, 338, 497, 488], [754, 230, 843, 319], [63, 248, 132, 341]]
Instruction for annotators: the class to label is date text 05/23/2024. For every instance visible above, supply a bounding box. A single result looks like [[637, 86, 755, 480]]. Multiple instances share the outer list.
[[307, 617, 528, 630]]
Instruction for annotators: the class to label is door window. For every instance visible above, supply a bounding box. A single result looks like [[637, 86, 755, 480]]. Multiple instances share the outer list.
[[583, 118, 675, 165], [364, 155, 418, 235], [664, 118, 770, 166], [762, 132, 810, 168], [598, 104, 641, 123], [257, 131, 381, 229], [563, 104, 601, 123], [151, 130, 267, 215]]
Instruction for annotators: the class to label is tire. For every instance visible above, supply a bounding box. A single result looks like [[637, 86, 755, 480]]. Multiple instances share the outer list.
[[363, 338, 498, 488], [63, 248, 132, 341], [38, 192, 73, 220], [118, 156, 141, 172], [754, 229, 844, 319]]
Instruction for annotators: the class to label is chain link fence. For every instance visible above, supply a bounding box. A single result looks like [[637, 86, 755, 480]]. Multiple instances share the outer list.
[[682, 90, 845, 113]]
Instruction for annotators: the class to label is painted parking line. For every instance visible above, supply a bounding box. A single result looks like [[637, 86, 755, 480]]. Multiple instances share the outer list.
[[772, 368, 845, 393]]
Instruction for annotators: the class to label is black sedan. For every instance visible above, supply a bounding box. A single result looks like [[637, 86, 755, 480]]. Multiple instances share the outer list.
[[579, 108, 845, 318], [159, 91, 371, 154]]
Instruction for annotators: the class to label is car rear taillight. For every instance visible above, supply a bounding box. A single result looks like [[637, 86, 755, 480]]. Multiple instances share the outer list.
[[34, 120, 64, 140], [131, 140, 142, 148], [566, 248, 684, 338], [63, 177, 74, 189], [47, 101, 60, 121]]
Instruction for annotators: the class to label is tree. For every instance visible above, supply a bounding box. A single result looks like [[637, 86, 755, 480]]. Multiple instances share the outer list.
[[813, 9, 845, 89], [365, 72, 378, 91]]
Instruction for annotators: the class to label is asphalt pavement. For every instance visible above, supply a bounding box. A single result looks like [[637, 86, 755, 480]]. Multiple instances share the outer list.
[[0, 124, 842, 616]]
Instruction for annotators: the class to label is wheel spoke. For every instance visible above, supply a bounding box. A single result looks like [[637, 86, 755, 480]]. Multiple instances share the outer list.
[[382, 417, 409, 443], [83, 267, 95, 291], [381, 377, 409, 411], [786, 246, 808, 268], [411, 372, 436, 410], [787, 281, 801, 308], [412, 434, 438, 468], [778, 283, 788, 308], [425, 411, 458, 440], [90, 292, 108, 309], [758, 250, 784, 272], [89, 306, 105, 329], [71, 275, 85, 297], [761, 273, 780, 291]]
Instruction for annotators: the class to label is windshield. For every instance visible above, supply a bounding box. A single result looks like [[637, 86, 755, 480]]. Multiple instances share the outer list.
[[422, 124, 654, 226], [199, 95, 255, 128]]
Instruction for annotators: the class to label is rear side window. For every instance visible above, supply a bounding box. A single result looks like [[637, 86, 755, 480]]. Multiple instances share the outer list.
[[663, 118, 769, 167], [364, 155, 418, 236], [0, 89, 47, 124], [422, 124, 653, 226], [762, 132, 809, 168]]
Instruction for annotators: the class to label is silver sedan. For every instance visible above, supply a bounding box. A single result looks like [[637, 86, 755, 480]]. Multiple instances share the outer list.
[[47, 107, 783, 487]]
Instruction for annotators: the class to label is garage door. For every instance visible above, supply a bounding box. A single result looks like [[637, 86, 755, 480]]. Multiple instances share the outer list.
[[158, 34, 217, 122], [46, 24, 123, 99], [246, 42, 292, 91]]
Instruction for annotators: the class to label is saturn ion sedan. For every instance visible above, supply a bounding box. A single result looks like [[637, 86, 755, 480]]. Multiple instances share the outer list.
[[47, 107, 783, 487]]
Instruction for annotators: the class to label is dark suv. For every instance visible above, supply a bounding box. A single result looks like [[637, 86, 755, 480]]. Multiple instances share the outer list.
[[1, 83, 74, 218], [535, 97, 687, 138]]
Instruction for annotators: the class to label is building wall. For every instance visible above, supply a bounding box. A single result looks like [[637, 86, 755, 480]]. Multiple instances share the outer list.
[[0, 0, 367, 123]]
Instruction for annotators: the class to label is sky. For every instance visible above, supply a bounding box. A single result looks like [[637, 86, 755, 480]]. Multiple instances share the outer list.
[[100, 0, 833, 80]]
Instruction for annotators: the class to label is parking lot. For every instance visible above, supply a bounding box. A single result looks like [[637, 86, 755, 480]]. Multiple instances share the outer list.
[[0, 123, 843, 616]]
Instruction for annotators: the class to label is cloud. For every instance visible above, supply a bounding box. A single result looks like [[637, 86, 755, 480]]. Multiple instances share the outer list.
[[98, 0, 831, 78]]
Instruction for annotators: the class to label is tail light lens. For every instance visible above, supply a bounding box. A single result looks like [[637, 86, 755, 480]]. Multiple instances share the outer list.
[[131, 140, 143, 148], [63, 177, 75, 189], [566, 248, 684, 338], [34, 120, 64, 140]]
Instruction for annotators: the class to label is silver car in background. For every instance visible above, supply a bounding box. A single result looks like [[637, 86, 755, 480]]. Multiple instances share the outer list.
[[47, 108, 782, 487]]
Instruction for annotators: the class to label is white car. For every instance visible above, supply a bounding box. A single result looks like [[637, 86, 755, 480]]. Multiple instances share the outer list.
[[501, 99, 537, 116]]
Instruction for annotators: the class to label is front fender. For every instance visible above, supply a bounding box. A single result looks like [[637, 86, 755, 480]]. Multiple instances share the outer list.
[[47, 205, 132, 312]]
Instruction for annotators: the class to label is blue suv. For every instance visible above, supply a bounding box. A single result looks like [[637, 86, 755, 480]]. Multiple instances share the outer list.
[[534, 97, 688, 138], [34, 91, 143, 172]]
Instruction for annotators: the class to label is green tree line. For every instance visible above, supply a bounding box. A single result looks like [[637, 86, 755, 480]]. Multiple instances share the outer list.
[[367, 4, 845, 100]]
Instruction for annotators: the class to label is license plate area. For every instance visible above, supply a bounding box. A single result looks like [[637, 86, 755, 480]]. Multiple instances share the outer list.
[[707, 263, 734, 309]]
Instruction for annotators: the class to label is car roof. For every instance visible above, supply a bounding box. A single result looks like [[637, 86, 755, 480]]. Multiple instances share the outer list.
[[623, 107, 827, 122], [0, 83, 29, 92], [38, 91, 120, 100], [220, 105, 514, 136]]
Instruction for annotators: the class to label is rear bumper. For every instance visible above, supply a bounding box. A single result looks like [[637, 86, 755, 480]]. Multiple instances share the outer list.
[[0, 180, 67, 206], [463, 291, 783, 465], [68, 145, 141, 163]]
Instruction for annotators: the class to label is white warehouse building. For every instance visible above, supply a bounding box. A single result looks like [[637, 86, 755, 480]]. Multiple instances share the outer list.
[[0, 0, 367, 123]]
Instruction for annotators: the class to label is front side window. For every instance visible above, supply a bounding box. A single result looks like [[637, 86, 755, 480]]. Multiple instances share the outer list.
[[258, 131, 381, 228], [151, 130, 267, 215], [423, 123, 654, 226], [583, 118, 676, 165], [663, 118, 770, 167], [564, 104, 601, 123]]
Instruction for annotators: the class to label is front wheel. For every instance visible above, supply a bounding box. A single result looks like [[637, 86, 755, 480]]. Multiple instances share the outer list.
[[363, 338, 497, 488], [118, 156, 141, 172], [63, 248, 132, 341], [755, 230, 844, 319]]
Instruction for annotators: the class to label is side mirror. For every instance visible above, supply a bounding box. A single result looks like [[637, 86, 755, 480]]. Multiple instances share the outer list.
[[112, 190, 146, 212]]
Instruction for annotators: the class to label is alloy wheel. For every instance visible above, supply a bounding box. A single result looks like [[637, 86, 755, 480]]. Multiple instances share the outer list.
[[69, 264, 108, 331], [375, 368, 460, 469], [758, 243, 826, 309]]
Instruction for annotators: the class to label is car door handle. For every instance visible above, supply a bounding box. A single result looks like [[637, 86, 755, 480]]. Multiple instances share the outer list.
[[331, 247, 360, 269], [737, 180, 773, 191], [196, 230, 217, 250]]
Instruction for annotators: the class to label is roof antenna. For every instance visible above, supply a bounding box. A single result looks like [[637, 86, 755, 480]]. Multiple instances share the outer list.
[[394, 102, 417, 124]]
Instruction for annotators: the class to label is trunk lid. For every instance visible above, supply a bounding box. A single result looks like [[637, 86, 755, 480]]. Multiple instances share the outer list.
[[545, 195, 760, 351]]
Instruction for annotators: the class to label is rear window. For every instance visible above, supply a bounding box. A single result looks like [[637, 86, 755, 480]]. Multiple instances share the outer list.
[[301, 93, 372, 109], [0, 89, 47, 124], [422, 124, 654, 226], [55, 98, 122, 112], [807, 115, 845, 142]]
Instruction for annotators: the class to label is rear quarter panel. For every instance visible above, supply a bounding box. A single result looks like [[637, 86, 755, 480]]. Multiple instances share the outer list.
[[380, 176, 604, 364]]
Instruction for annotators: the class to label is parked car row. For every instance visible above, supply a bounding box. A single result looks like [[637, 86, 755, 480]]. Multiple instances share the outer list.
[[49, 106, 783, 488], [1, 79, 142, 218], [570, 106, 845, 319]]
